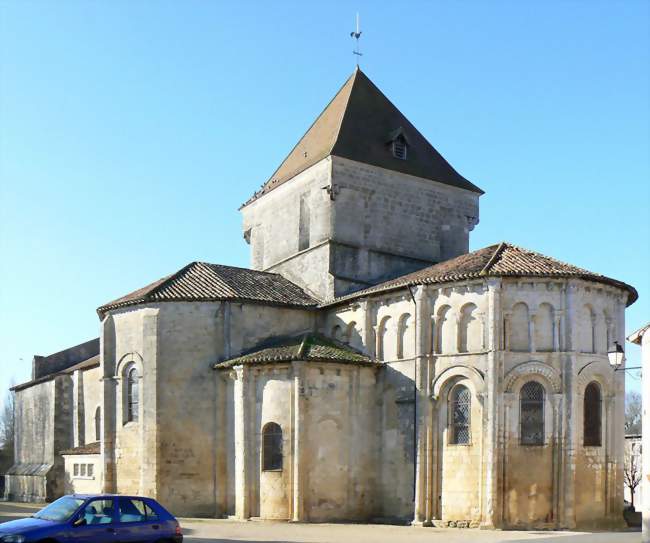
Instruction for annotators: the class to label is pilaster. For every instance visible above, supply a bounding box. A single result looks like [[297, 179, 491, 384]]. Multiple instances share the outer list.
[[234, 365, 251, 519], [412, 285, 430, 525], [291, 361, 306, 521], [481, 278, 501, 528]]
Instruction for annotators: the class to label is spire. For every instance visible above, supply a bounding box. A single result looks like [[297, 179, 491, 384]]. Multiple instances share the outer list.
[[242, 69, 483, 207]]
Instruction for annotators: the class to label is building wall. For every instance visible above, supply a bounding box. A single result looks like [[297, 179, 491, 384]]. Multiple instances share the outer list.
[[5, 376, 73, 502], [100, 300, 314, 517], [242, 156, 480, 300], [330, 157, 479, 292], [224, 361, 378, 522], [63, 454, 102, 494], [322, 276, 628, 529]]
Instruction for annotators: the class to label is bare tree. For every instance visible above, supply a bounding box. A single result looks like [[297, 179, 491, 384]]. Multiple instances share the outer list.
[[625, 439, 643, 510], [0, 385, 15, 451], [625, 391, 642, 435]]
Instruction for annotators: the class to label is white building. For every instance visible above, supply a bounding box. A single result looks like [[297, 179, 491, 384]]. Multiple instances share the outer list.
[[628, 323, 650, 541]]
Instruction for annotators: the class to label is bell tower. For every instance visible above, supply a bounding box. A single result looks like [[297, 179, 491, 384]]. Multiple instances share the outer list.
[[241, 69, 482, 300]]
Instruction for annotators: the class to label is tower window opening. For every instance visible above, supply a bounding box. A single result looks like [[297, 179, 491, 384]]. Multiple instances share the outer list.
[[392, 138, 407, 160]]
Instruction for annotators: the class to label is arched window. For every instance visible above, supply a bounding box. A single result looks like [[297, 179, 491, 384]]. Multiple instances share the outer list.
[[126, 366, 139, 423], [436, 305, 453, 354], [459, 303, 481, 353], [510, 303, 530, 351], [262, 422, 283, 471], [377, 316, 392, 361], [94, 406, 101, 442], [584, 382, 602, 446], [520, 381, 544, 445], [345, 321, 357, 346], [331, 324, 342, 341], [579, 305, 596, 353], [449, 385, 471, 445], [397, 313, 412, 359], [534, 303, 555, 352]]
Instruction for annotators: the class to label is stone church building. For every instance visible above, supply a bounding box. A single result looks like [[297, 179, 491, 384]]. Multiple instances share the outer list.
[[6, 68, 638, 529]]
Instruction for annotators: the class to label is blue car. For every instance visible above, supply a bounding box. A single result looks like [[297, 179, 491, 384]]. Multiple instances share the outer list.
[[0, 495, 182, 543]]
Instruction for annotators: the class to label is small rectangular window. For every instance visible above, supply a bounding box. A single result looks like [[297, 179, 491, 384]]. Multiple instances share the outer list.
[[73, 464, 79, 476], [80, 464, 86, 477], [392, 139, 407, 160], [87, 464, 94, 478]]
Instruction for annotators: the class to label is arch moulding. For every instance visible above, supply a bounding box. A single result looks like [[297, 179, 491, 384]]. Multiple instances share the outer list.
[[503, 360, 562, 394], [431, 365, 485, 400]]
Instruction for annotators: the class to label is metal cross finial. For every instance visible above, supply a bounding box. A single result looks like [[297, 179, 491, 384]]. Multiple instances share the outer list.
[[350, 13, 362, 66]]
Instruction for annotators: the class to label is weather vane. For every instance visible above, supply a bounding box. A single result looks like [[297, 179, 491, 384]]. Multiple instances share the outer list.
[[350, 13, 362, 66]]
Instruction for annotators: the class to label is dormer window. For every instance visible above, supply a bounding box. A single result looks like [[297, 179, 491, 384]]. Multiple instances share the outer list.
[[388, 127, 409, 160], [392, 137, 407, 160]]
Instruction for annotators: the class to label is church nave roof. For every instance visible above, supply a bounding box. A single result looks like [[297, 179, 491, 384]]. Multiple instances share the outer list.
[[326, 242, 638, 307], [97, 261, 319, 317]]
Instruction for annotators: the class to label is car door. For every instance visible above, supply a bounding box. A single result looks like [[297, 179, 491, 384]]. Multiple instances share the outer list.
[[67, 498, 118, 543], [115, 497, 157, 543]]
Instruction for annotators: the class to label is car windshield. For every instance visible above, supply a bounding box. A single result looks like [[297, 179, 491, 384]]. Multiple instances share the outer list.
[[33, 497, 85, 521]]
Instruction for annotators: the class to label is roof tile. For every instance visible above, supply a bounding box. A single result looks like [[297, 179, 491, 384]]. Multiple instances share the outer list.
[[326, 242, 637, 306], [213, 333, 375, 369], [98, 262, 319, 316]]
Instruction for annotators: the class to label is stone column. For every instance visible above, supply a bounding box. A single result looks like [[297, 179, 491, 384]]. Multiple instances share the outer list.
[[560, 281, 579, 528], [553, 313, 562, 352], [234, 365, 251, 519], [73, 369, 84, 448], [529, 311, 537, 353], [482, 278, 501, 528], [551, 393, 564, 527], [360, 300, 374, 356], [503, 311, 512, 352], [412, 286, 430, 525], [100, 315, 117, 494], [292, 361, 306, 521], [140, 312, 158, 498]]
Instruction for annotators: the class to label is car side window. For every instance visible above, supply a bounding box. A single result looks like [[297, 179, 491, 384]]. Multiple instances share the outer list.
[[81, 499, 114, 525], [144, 503, 159, 521], [118, 498, 146, 523]]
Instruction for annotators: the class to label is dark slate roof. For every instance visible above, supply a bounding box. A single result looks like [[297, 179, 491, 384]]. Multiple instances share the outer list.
[[6, 463, 52, 476], [97, 262, 319, 317], [243, 68, 482, 207], [213, 333, 375, 369], [326, 242, 638, 307], [32, 338, 100, 380], [61, 442, 100, 455], [13, 350, 100, 393]]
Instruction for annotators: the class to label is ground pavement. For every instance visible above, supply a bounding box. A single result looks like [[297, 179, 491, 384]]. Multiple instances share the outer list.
[[0, 501, 640, 543]]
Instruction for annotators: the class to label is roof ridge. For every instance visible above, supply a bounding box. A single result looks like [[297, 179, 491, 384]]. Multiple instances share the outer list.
[[479, 242, 508, 276], [500, 242, 600, 276], [146, 261, 199, 299], [240, 70, 357, 209]]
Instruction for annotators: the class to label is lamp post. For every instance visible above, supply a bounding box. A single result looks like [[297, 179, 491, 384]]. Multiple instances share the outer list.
[[609, 341, 641, 372]]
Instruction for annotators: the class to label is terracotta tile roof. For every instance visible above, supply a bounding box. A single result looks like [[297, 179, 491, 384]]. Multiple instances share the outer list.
[[213, 333, 375, 369], [242, 68, 482, 207], [61, 442, 100, 455], [325, 242, 638, 307], [98, 262, 319, 317], [628, 323, 650, 345]]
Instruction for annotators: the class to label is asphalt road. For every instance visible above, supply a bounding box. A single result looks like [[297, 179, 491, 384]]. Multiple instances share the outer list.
[[0, 501, 641, 543]]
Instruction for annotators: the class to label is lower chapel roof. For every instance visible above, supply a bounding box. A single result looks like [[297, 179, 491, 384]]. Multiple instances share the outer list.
[[96, 242, 637, 318], [213, 333, 375, 369]]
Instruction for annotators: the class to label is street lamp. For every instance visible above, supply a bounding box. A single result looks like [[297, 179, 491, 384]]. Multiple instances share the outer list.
[[608, 341, 626, 369]]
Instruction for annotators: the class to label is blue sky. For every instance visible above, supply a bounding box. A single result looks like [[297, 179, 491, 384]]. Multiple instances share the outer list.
[[0, 1, 648, 396]]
